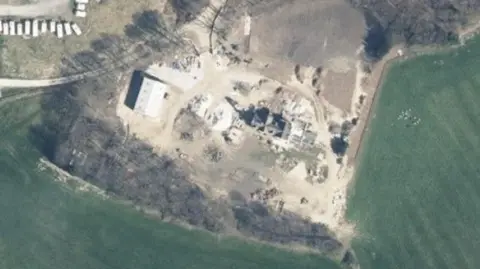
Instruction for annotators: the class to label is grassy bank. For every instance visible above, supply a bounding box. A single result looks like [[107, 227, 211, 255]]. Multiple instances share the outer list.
[[0, 96, 342, 269], [348, 37, 480, 269]]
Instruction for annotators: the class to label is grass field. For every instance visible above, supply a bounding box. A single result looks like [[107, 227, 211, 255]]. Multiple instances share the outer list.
[[348, 37, 480, 269], [0, 96, 342, 269]]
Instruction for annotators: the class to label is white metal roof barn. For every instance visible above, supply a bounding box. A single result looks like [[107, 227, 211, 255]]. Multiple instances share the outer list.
[[133, 76, 168, 118]]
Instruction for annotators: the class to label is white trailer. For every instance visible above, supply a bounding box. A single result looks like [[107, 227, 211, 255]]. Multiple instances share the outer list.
[[3, 22, 8, 35], [40, 21, 47, 34], [63, 22, 72, 36], [25, 20, 31, 35], [74, 0, 89, 3], [75, 10, 87, 18], [76, 3, 86, 11], [71, 23, 82, 35], [56, 23, 63, 38], [32, 20, 39, 37], [16, 22, 23, 36], [9, 21, 15, 35], [49, 20, 56, 33]]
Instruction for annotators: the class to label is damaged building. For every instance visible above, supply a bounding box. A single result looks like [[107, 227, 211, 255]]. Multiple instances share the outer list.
[[282, 119, 317, 149], [243, 105, 317, 149]]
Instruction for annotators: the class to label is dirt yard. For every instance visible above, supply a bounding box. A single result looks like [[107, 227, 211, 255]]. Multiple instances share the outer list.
[[322, 69, 356, 113], [249, 0, 364, 67]]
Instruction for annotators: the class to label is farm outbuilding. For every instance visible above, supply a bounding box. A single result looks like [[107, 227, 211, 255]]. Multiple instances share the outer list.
[[2, 22, 8, 35], [25, 20, 31, 35], [76, 3, 86, 11], [32, 20, 38, 37], [75, 10, 87, 17], [49, 20, 56, 32], [63, 22, 72, 36], [133, 76, 168, 118], [41, 21, 48, 33], [71, 23, 82, 35], [56, 23, 63, 38], [9, 21, 15, 35], [16, 22, 22, 35]]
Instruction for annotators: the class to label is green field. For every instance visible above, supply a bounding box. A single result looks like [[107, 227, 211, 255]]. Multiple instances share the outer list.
[[348, 38, 480, 269], [0, 97, 342, 269]]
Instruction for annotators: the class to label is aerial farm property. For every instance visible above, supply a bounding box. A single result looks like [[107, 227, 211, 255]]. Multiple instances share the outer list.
[[114, 6, 371, 237], [0, 0, 392, 254]]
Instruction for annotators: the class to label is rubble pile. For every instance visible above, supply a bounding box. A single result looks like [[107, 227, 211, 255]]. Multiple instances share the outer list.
[[306, 163, 329, 184], [276, 154, 299, 172]]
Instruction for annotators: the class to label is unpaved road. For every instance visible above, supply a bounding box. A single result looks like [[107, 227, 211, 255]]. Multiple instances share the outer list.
[[0, 0, 70, 17], [346, 45, 403, 163], [0, 69, 105, 89]]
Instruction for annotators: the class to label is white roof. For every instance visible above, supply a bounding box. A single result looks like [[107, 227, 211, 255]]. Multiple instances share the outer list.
[[63, 22, 72, 35], [49, 21, 56, 32], [16, 22, 23, 35], [75, 10, 87, 17], [76, 3, 86, 11], [56, 23, 63, 38], [40, 21, 47, 33], [133, 77, 168, 118], [25, 20, 31, 35], [3, 23, 8, 35], [9, 21, 15, 35], [71, 23, 82, 35]]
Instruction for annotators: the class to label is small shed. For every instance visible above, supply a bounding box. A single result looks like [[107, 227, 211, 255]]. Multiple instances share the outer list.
[[71, 23, 82, 35], [49, 20, 56, 33], [75, 10, 87, 17], [56, 23, 63, 38], [2, 22, 8, 35], [25, 20, 31, 35], [40, 21, 48, 33], [76, 3, 86, 11], [63, 22, 72, 36], [16, 22, 23, 35], [32, 20, 39, 37], [9, 21, 15, 35]]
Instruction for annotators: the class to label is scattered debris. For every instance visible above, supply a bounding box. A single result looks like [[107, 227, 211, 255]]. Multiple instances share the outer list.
[[397, 108, 421, 126], [204, 145, 223, 163]]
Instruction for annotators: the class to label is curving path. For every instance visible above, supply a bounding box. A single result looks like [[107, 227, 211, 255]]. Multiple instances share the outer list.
[[0, 0, 70, 17]]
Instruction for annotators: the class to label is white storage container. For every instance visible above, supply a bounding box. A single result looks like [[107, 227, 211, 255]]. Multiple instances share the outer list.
[[71, 23, 82, 35], [9, 21, 15, 35], [32, 20, 39, 37], [63, 22, 72, 36], [25, 20, 31, 35], [56, 23, 63, 38], [75, 10, 87, 18], [49, 20, 56, 33], [16, 22, 23, 35], [3, 22, 8, 35], [41, 21, 48, 33]]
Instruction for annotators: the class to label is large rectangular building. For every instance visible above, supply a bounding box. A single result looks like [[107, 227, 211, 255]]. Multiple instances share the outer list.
[[133, 76, 168, 118]]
